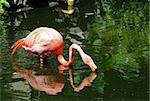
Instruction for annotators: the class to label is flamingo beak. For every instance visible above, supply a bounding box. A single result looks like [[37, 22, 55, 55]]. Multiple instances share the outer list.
[[89, 61, 97, 72]]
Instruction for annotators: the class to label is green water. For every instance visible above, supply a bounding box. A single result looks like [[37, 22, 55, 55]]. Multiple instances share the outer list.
[[0, 0, 149, 101]]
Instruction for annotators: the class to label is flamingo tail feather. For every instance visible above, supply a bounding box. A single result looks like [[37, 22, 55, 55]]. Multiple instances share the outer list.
[[11, 38, 25, 56]]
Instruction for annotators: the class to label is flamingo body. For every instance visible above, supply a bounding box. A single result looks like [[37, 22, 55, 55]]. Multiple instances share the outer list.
[[11, 27, 63, 58]]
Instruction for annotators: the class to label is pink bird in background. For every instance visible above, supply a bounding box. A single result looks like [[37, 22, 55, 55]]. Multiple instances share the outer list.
[[11, 27, 97, 72]]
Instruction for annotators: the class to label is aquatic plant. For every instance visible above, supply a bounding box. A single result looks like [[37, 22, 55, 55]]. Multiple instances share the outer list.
[[0, 0, 9, 15]]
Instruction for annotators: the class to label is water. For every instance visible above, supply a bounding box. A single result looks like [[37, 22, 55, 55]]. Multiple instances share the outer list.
[[0, 0, 149, 101]]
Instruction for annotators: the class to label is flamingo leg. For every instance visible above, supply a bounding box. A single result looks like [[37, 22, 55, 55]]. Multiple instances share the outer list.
[[40, 58, 43, 68]]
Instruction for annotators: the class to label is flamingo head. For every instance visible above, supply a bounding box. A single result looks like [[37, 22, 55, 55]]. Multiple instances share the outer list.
[[81, 53, 97, 72]]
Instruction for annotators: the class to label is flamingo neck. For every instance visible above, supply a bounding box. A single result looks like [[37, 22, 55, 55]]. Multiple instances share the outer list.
[[57, 44, 84, 66], [58, 44, 97, 72], [57, 54, 71, 66]]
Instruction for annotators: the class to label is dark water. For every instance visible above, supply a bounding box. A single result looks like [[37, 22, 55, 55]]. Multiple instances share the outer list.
[[0, 0, 149, 101]]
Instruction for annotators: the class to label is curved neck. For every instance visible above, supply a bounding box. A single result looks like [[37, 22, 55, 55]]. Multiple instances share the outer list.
[[57, 43, 97, 72], [57, 54, 70, 66], [57, 44, 84, 66]]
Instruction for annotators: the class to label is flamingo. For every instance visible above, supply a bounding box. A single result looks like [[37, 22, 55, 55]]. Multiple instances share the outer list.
[[11, 27, 97, 72]]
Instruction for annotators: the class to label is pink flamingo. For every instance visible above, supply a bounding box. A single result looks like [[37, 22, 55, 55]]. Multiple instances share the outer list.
[[11, 27, 97, 72]]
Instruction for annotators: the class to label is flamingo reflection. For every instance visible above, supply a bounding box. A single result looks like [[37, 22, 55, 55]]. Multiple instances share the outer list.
[[69, 69, 97, 92], [12, 63, 65, 95], [12, 61, 97, 95]]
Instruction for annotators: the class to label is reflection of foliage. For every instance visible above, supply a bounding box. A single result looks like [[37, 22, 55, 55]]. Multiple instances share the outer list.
[[112, 45, 140, 80], [93, 71, 105, 94], [87, 1, 149, 79]]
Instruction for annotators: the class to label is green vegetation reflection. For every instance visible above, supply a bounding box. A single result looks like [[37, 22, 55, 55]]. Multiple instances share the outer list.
[[87, 0, 149, 79]]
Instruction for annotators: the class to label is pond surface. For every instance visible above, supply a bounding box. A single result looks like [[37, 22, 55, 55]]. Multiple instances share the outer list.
[[0, 0, 149, 101]]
